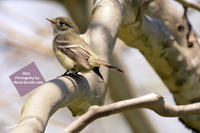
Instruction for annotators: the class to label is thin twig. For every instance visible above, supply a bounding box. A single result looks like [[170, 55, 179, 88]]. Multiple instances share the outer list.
[[62, 93, 200, 133]]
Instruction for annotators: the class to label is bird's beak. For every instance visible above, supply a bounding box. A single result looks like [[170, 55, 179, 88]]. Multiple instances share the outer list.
[[46, 18, 55, 24]]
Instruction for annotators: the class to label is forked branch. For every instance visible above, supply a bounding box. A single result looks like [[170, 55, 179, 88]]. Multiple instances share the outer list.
[[62, 93, 200, 133]]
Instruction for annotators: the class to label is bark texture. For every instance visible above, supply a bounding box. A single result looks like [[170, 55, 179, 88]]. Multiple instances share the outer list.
[[118, 0, 200, 131], [10, 0, 200, 132], [63, 93, 200, 133], [10, 0, 122, 132]]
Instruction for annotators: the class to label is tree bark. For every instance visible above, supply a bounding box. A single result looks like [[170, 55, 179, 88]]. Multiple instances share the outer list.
[[10, 0, 122, 132], [63, 93, 200, 133], [118, 0, 200, 131], [10, 0, 200, 132]]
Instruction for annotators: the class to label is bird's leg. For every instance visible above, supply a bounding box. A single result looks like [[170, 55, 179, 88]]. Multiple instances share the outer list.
[[58, 70, 83, 78], [74, 70, 83, 78], [57, 70, 69, 78], [75, 70, 80, 75], [61, 70, 70, 76]]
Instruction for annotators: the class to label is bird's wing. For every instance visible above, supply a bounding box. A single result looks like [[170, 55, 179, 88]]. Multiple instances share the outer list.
[[55, 37, 91, 69]]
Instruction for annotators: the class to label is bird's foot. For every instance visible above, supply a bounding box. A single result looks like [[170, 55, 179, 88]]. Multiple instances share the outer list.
[[61, 71, 70, 76], [57, 70, 83, 78], [74, 71, 83, 78], [57, 71, 69, 78]]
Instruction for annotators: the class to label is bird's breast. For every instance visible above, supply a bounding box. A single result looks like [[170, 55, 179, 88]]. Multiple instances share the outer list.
[[53, 42, 76, 71]]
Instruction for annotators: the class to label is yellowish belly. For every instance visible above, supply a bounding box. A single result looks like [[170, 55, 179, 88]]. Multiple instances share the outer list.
[[52, 42, 98, 74], [53, 43, 76, 71]]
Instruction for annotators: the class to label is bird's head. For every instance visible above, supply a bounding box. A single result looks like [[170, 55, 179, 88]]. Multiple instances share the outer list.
[[46, 17, 80, 35]]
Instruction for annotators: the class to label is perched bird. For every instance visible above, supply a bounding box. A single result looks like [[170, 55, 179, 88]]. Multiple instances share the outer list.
[[46, 17, 124, 80]]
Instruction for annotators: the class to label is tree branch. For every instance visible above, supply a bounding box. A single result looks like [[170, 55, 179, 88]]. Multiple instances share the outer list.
[[175, 0, 200, 12], [10, 0, 122, 132], [119, 0, 200, 131], [109, 48, 156, 133], [62, 92, 200, 133], [10, 0, 200, 132]]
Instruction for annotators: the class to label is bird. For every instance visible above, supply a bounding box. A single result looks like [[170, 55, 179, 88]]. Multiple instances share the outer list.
[[46, 17, 124, 80]]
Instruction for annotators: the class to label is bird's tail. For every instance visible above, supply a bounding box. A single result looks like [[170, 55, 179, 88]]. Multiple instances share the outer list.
[[93, 59, 124, 73]]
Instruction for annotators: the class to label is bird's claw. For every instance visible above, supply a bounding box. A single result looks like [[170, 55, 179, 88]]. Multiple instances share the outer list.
[[57, 71, 83, 78]]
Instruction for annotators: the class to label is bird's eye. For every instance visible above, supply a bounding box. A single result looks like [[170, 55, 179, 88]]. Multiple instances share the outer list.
[[59, 21, 65, 25]]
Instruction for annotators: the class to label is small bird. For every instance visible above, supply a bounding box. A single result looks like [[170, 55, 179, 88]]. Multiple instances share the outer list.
[[47, 17, 124, 80]]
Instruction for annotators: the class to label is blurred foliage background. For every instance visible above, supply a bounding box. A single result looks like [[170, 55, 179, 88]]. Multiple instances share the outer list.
[[1, 0, 200, 133]]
